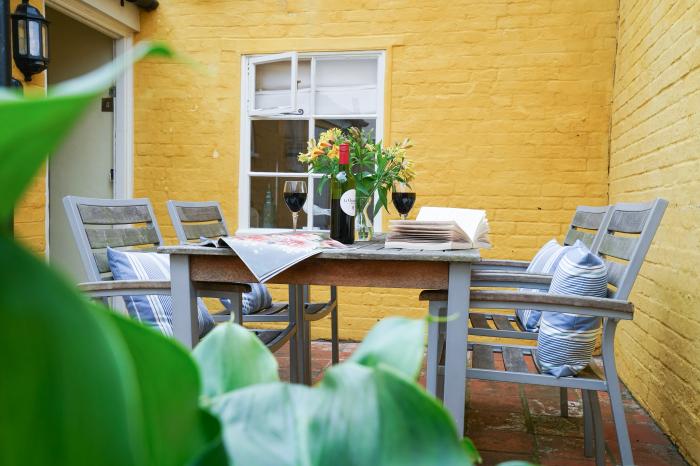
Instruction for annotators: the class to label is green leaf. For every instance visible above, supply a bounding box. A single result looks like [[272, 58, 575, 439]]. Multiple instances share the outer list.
[[0, 41, 175, 223], [211, 362, 474, 466], [462, 438, 482, 464], [0, 236, 145, 466], [349, 317, 426, 380], [194, 322, 279, 399], [108, 313, 225, 466]]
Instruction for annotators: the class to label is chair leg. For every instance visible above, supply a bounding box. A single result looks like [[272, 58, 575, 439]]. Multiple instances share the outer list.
[[589, 391, 606, 466], [330, 286, 339, 364], [426, 300, 443, 396], [560, 387, 569, 418], [602, 319, 634, 465], [583, 390, 594, 458]]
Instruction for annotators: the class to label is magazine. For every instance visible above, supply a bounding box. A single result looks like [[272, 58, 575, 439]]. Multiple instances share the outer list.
[[200, 232, 346, 282], [385, 207, 491, 250]]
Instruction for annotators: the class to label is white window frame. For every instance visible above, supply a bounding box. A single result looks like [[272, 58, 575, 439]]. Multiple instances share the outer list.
[[247, 51, 299, 116], [238, 50, 386, 234]]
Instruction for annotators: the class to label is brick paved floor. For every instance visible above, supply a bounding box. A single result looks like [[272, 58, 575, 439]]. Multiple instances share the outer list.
[[274, 341, 688, 466]]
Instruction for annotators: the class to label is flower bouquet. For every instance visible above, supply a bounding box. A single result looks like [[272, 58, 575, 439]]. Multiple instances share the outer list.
[[299, 127, 414, 241]]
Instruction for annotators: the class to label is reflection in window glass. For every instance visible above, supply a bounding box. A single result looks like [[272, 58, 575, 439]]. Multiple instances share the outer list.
[[250, 177, 308, 229], [28, 21, 40, 56], [311, 179, 330, 230], [251, 120, 308, 173]]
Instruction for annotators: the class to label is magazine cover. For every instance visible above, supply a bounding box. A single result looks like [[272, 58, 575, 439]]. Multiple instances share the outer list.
[[213, 233, 346, 282]]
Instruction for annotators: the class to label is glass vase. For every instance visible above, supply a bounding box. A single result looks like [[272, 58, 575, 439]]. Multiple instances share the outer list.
[[355, 195, 373, 241]]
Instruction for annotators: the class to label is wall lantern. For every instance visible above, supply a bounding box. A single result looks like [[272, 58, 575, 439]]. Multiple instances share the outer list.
[[11, 0, 48, 82]]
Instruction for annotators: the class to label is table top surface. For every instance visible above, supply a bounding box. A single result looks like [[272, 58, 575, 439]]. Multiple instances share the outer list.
[[159, 237, 482, 263]]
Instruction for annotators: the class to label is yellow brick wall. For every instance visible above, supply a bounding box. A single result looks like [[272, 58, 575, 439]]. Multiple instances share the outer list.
[[11, 0, 47, 255], [608, 0, 700, 463], [134, 0, 618, 340]]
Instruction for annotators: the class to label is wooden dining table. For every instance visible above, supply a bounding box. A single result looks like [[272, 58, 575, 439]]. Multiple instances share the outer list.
[[161, 240, 481, 436]]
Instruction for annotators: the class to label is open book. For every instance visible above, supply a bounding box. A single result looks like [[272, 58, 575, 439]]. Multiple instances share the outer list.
[[200, 233, 345, 282], [385, 207, 491, 250]]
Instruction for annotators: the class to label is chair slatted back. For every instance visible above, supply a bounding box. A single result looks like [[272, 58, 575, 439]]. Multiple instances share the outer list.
[[563, 205, 611, 249], [167, 200, 229, 244], [63, 196, 164, 282], [591, 199, 668, 300]]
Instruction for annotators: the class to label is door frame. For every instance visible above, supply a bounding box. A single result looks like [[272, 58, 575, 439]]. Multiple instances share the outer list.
[[44, 0, 138, 257]]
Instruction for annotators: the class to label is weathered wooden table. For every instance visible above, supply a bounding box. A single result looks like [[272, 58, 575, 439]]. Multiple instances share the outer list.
[[160, 241, 480, 435]]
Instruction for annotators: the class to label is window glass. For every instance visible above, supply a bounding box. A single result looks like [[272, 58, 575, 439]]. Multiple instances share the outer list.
[[315, 58, 377, 115], [250, 177, 308, 229], [251, 120, 308, 173], [252, 59, 292, 113], [28, 21, 40, 56], [17, 20, 27, 55], [310, 179, 331, 230], [314, 119, 376, 140]]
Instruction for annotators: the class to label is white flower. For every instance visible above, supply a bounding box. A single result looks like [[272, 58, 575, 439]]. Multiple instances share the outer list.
[[336, 171, 347, 182]]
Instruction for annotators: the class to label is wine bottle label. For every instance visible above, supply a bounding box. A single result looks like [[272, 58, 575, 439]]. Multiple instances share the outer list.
[[339, 189, 356, 217]]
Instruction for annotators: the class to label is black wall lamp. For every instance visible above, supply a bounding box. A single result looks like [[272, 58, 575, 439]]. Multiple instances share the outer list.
[[11, 0, 48, 82]]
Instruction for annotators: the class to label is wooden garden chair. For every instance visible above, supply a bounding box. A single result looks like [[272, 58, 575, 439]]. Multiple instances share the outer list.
[[63, 196, 294, 352], [427, 205, 613, 416], [167, 200, 340, 364], [420, 199, 668, 465]]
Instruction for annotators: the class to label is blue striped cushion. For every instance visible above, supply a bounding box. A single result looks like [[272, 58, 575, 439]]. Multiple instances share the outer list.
[[220, 283, 273, 315], [106, 248, 215, 337], [516, 239, 570, 331], [536, 240, 608, 377]]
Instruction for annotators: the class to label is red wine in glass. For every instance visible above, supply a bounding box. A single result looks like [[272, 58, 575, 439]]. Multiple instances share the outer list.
[[283, 181, 307, 232], [392, 192, 416, 220], [283, 192, 307, 213]]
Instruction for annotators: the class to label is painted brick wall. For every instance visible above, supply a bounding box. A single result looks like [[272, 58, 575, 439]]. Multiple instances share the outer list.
[[11, 0, 47, 255], [608, 0, 700, 463], [134, 0, 618, 340]]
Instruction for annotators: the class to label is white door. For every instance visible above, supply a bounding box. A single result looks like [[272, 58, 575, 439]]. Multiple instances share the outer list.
[[47, 7, 115, 282]]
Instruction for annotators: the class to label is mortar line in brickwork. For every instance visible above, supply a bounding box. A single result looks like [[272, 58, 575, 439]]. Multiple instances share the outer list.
[[606, 0, 624, 208]]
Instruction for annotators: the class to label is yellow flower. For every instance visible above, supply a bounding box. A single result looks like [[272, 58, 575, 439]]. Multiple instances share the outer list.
[[327, 146, 339, 159]]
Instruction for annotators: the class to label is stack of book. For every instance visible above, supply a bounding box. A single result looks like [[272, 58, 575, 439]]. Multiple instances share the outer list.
[[385, 207, 491, 250]]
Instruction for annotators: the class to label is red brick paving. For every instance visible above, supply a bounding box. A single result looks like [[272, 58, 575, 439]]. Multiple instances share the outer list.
[[274, 341, 689, 466]]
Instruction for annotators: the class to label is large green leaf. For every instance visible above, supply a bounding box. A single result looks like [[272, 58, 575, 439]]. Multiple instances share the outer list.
[[211, 362, 473, 466], [0, 41, 174, 222], [200, 317, 470, 465], [194, 322, 279, 399], [0, 236, 145, 466], [108, 314, 225, 466], [348, 316, 426, 380]]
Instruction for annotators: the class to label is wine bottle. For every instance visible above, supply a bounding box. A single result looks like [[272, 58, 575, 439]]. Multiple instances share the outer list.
[[330, 143, 355, 244]]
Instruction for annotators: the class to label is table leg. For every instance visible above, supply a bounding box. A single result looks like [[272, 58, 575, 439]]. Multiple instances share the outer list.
[[171, 254, 198, 349], [443, 263, 471, 436], [288, 285, 311, 385], [288, 285, 299, 383], [426, 300, 443, 396]]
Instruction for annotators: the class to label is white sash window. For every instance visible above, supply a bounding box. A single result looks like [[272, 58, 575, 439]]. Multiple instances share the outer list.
[[238, 51, 385, 233]]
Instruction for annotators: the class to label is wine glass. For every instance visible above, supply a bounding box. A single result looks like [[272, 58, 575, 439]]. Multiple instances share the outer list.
[[283, 181, 307, 232], [392, 181, 416, 220]]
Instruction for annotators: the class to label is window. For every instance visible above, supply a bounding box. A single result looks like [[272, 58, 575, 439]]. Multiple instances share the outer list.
[[238, 51, 385, 232]]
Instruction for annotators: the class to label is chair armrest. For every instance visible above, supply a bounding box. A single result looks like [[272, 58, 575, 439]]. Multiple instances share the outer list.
[[469, 290, 634, 320], [78, 280, 171, 298], [419, 272, 552, 301], [472, 271, 551, 290], [474, 259, 530, 272]]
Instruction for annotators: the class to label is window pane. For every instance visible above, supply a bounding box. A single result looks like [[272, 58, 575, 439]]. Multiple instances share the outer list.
[[17, 20, 26, 55], [250, 177, 308, 229], [315, 58, 378, 115], [253, 59, 292, 112], [315, 119, 376, 140], [311, 179, 331, 230], [28, 20, 40, 56], [251, 120, 308, 173]]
